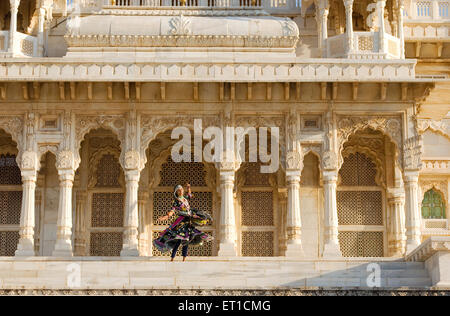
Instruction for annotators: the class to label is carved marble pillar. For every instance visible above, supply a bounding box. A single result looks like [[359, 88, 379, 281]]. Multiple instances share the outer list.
[[403, 171, 422, 253], [217, 150, 238, 256], [34, 190, 42, 254], [8, 0, 20, 55], [285, 169, 304, 257], [403, 135, 423, 254], [322, 170, 342, 257], [343, 0, 354, 53], [277, 188, 288, 256], [37, 8, 45, 56], [218, 169, 237, 256], [138, 191, 149, 256], [121, 169, 140, 256], [319, 2, 330, 57], [53, 167, 75, 257], [398, 1, 405, 58], [377, 0, 387, 53], [121, 110, 141, 256], [74, 191, 87, 256], [388, 192, 406, 256], [15, 151, 39, 256]]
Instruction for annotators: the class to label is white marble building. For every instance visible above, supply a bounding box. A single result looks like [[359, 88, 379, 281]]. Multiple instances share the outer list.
[[0, 0, 448, 293]]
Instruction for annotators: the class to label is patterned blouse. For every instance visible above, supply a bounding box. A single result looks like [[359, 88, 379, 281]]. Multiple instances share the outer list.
[[171, 193, 192, 216]]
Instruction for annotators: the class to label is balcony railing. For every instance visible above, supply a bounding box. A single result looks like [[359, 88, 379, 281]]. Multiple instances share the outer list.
[[326, 32, 401, 59], [0, 31, 39, 57], [105, 0, 287, 7], [100, 0, 302, 15], [0, 31, 9, 53]]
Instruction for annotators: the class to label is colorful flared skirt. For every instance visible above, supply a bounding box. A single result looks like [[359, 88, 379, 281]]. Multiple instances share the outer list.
[[153, 215, 213, 253]]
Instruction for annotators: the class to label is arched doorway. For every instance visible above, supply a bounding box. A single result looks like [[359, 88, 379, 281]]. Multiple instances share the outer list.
[[236, 161, 279, 257], [300, 152, 321, 258], [73, 128, 125, 256], [0, 129, 21, 256], [147, 130, 217, 257], [337, 129, 390, 257]]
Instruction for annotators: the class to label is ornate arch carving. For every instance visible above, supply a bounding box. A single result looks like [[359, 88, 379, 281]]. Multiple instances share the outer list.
[[341, 145, 386, 188], [75, 115, 126, 161], [234, 116, 286, 172], [140, 115, 220, 167], [0, 144, 18, 156], [337, 116, 402, 169], [148, 146, 216, 190], [88, 146, 124, 189], [302, 145, 323, 173], [0, 117, 24, 155], [416, 118, 450, 141], [419, 180, 448, 207], [37, 145, 59, 161]]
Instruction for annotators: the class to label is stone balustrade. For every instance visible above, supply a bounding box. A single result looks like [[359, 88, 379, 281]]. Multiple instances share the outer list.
[[0, 31, 39, 58], [421, 159, 450, 173], [56, 0, 302, 15], [327, 32, 402, 59], [405, 236, 450, 287]]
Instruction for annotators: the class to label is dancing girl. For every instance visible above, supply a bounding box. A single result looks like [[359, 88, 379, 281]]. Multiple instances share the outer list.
[[153, 183, 213, 261]]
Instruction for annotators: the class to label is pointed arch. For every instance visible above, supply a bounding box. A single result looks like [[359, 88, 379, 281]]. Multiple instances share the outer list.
[[337, 116, 402, 170]]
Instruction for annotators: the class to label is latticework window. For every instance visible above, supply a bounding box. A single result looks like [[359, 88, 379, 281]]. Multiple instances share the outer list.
[[422, 189, 446, 219], [337, 191, 383, 225], [0, 191, 21, 225], [0, 155, 21, 185], [95, 154, 121, 187], [89, 232, 122, 256], [152, 154, 215, 256], [91, 193, 124, 227], [339, 152, 377, 186], [151, 231, 213, 257], [338, 231, 384, 257], [241, 231, 274, 256], [241, 191, 274, 226], [337, 150, 384, 257], [243, 162, 270, 186], [417, 1, 432, 16], [159, 156, 206, 187], [0, 231, 19, 256]]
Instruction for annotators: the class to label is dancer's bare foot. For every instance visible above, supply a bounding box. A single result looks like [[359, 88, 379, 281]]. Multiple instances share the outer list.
[[170, 257, 174, 262], [183, 257, 187, 262]]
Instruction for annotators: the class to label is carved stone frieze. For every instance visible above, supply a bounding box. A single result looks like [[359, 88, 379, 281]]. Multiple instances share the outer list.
[[416, 118, 450, 140], [337, 116, 403, 168], [75, 115, 126, 154], [403, 135, 423, 171]]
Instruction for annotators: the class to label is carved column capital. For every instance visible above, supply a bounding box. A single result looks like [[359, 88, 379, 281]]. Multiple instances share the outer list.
[[286, 151, 303, 172], [9, 0, 20, 10], [56, 150, 76, 171], [121, 150, 141, 171], [343, 0, 354, 9], [216, 150, 240, 172], [403, 135, 423, 171], [322, 150, 338, 171], [20, 150, 40, 176]]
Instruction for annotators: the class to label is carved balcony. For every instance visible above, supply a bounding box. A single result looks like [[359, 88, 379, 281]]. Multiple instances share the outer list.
[[0, 31, 39, 58], [55, 0, 302, 16], [326, 31, 402, 59]]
